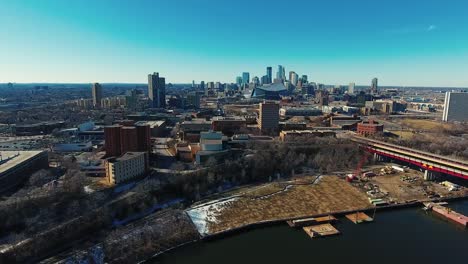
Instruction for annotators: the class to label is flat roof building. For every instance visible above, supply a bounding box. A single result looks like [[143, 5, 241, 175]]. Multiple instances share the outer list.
[[0, 150, 48, 193], [91, 83, 103, 108], [357, 120, 384, 136], [105, 152, 148, 185], [442, 92, 468, 122], [258, 101, 279, 135]]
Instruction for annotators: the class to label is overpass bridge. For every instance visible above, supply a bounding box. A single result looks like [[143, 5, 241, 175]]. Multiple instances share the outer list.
[[352, 137, 468, 180]]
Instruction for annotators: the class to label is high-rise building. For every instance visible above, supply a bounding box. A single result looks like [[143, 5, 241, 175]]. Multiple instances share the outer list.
[[242, 72, 250, 85], [371, 78, 378, 94], [148, 72, 166, 108], [442, 92, 468, 122], [348, 83, 355, 94], [91, 83, 103, 108], [200, 81, 205, 91], [104, 125, 122, 157], [261, 75, 269, 85], [277, 65, 285, 82], [301, 75, 308, 83], [120, 126, 138, 154], [192, 80, 195, 88], [135, 123, 151, 153], [236, 76, 243, 86], [289, 71, 299, 86], [125, 89, 138, 109], [252, 76, 260, 86], [258, 101, 280, 134], [266, 67, 272, 84], [104, 123, 151, 157], [186, 92, 200, 108]]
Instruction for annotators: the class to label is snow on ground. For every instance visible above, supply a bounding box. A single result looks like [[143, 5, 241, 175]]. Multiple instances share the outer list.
[[186, 197, 239, 236]]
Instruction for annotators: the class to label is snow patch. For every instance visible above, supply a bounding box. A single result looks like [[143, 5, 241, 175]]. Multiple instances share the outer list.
[[186, 197, 238, 236]]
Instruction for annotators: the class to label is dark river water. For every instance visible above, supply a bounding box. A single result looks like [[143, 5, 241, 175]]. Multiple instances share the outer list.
[[152, 201, 468, 264]]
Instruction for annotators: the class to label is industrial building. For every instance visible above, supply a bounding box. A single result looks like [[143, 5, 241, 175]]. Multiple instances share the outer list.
[[442, 92, 468, 122], [105, 152, 148, 184], [357, 120, 384, 136], [0, 150, 49, 193]]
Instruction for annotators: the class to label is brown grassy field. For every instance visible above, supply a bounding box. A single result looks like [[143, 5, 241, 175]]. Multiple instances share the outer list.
[[400, 119, 452, 131], [207, 176, 371, 234]]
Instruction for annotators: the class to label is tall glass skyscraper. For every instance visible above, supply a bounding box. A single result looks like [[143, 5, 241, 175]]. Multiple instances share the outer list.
[[277, 65, 285, 81], [266, 67, 272, 84], [242, 72, 250, 84]]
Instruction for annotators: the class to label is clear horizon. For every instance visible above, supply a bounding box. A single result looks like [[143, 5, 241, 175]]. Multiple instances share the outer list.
[[1, 0, 468, 87]]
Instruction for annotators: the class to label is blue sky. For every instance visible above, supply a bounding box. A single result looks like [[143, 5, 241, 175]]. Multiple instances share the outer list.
[[1, 0, 468, 86]]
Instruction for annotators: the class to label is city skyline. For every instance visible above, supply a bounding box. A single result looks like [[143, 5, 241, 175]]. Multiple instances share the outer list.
[[1, 0, 468, 86]]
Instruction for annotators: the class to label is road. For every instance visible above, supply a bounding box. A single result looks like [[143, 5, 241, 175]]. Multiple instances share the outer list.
[[153, 137, 176, 169]]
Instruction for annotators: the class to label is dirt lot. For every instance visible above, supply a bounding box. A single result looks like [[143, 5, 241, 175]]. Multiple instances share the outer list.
[[205, 176, 371, 234], [353, 167, 467, 203]]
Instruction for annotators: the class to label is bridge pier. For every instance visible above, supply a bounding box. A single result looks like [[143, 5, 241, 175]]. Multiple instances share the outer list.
[[424, 170, 438, 181], [373, 153, 388, 163]]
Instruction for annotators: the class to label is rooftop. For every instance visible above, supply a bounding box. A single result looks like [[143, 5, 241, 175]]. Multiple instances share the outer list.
[[0, 150, 46, 175]]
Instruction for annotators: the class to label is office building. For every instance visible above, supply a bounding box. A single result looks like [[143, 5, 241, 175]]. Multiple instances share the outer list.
[[236, 76, 243, 86], [289, 71, 299, 86], [277, 65, 285, 82], [91, 83, 103, 108], [261, 75, 269, 85], [258, 101, 280, 134], [266, 66, 272, 84], [252, 76, 260, 86], [105, 152, 148, 184], [442, 92, 468, 122], [186, 92, 200, 108], [200, 81, 205, 91], [125, 89, 138, 109], [371, 78, 378, 94], [301, 75, 308, 83], [148, 72, 166, 108], [349, 83, 355, 94], [242, 72, 250, 85]]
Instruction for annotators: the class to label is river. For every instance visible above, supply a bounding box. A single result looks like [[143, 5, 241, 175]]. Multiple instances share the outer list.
[[152, 200, 468, 264]]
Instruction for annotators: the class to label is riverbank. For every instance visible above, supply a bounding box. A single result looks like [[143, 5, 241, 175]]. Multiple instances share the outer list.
[[153, 200, 468, 264]]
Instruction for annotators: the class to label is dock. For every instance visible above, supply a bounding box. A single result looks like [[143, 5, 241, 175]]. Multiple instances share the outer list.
[[345, 212, 373, 224], [302, 224, 340, 238], [424, 203, 467, 228], [286, 215, 337, 228]]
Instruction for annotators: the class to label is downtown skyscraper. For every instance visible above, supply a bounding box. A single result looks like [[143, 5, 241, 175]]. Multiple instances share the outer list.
[[242, 72, 250, 85], [148, 72, 166, 108], [371, 78, 378, 94], [276, 65, 285, 82], [266, 66, 272, 84]]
